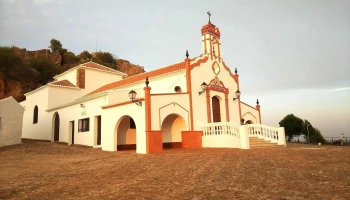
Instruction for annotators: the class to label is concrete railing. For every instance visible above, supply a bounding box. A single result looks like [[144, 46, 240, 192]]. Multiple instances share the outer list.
[[247, 124, 286, 146], [201, 122, 286, 149], [201, 122, 241, 148]]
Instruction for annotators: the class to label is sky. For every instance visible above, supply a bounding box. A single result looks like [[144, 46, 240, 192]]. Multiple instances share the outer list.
[[0, 0, 349, 137]]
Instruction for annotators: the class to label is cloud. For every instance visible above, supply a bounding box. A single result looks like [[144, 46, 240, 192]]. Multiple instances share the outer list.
[[328, 87, 350, 92]]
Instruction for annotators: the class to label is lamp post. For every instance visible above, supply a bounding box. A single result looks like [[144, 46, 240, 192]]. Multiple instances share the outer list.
[[232, 90, 241, 101], [199, 82, 208, 95], [128, 90, 142, 106]]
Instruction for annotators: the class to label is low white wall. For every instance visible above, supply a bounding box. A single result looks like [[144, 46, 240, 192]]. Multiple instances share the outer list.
[[0, 98, 24, 147]]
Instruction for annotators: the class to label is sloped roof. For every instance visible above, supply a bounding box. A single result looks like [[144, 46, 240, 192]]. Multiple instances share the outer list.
[[0, 96, 24, 110], [88, 61, 186, 95], [48, 80, 79, 89], [53, 61, 128, 79]]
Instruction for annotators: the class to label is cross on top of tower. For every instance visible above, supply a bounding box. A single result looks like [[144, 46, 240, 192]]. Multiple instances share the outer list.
[[207, 11, 211, 23]]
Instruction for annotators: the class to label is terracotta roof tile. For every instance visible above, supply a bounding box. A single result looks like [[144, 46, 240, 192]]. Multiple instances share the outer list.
[[89, 61, 186, 95], [82, 62, 117, 73], [50, 80, 77, 87]]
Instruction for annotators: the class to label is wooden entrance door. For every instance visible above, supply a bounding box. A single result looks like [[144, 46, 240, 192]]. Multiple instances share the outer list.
[[54, 113, 60, 141], [97, 116, 101, 145], [71, 121, 75, 144], [212, 96, 221, 122]]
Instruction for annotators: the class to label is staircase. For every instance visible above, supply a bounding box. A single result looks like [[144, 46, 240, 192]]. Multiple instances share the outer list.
[[249, 137, 282, 148]]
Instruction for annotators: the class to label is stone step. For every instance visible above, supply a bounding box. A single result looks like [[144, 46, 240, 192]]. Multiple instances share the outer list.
[[249, 137, 282, 148]]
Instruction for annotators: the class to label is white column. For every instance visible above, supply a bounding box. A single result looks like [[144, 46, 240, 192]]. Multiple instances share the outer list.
[[278, 127, 286, 146], [239, 125, 250, 149]]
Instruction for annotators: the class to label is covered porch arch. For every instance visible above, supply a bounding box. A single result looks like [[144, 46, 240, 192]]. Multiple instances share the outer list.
[[114, 115, 137, 151], [161, 113, 188, 149]]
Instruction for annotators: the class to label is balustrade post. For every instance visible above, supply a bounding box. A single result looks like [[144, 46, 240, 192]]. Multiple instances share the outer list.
[[277, 127, 286, 146], [239, 125, 250, 149]]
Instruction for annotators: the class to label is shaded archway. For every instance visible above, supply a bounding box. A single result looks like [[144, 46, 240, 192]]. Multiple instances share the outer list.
[[115, 115, 137, 151], [245, 120, 253, 124], [161, 114, 187, 149], [53, 112, 60, 142], [212, 96, 221, 122]]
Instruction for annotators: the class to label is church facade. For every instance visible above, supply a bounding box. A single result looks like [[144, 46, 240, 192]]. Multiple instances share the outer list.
[[20, 18, 286, 154]]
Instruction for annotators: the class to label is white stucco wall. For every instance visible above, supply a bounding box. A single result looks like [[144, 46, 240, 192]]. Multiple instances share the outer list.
[[241, 103, 260, 124], [191, 56, 240, 130], [150, 93, 190, 131], [48, 87, 83, 109], [101, 102, 146, 154], [85, 69, 124, 94], [55, 69, 77, 85], [47, 96, 107, 146], [0, 97, 24, 147], [21, 87, 52, 140], [107, 71, 186, 106]]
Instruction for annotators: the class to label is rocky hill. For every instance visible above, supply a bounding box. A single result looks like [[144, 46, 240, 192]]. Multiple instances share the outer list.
[[0, 45, 145, 102]]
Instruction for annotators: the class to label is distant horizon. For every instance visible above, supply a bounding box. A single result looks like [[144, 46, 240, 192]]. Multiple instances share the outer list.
[[1, 0, 349, 137]]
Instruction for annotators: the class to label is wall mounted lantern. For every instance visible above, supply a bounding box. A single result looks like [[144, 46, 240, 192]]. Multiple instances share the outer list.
[[128, 90, 142, 106], [232, 90, 241, 101], [199, 82, 208, 95]]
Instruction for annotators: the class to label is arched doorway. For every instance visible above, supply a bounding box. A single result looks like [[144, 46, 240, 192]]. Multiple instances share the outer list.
[[212, 96, 221, 122], [245, 120, 253, 124], [53, 112, 60, 142], [115, 115, 137, 151], [161, 114, 187, 149]]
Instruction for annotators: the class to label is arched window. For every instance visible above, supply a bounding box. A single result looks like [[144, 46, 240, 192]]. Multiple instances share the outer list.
[[33, 105, 38, 124]]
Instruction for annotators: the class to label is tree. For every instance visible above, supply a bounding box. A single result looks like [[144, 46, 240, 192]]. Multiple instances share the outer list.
[[30, 56, 60, 84], [302, 119, 325, 143], [92, 51, 118, 70], [48, 39, 62, 52], [78, 50, 92, 61], [62, 52, 79, 64], [279, 114, 303, 142]]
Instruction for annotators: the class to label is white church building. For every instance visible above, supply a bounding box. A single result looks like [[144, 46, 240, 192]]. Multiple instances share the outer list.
[[20, 17, 286, 154]]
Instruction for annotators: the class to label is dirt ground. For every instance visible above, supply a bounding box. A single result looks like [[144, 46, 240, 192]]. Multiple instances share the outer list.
[[0, 140, 349, 200]]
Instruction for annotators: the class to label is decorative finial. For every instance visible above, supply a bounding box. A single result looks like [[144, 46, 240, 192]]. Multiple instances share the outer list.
[[207, 11, 211, 23], [186, 50, 189, 58], [235, 68, 237, 74], [256, 99, 259, 105], [145, 76, 149, 87]]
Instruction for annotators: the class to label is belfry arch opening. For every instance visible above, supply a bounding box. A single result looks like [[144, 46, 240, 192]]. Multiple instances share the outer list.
[[161, 114, 187, 149]]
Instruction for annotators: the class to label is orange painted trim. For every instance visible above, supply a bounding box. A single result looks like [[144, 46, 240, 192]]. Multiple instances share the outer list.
[[146, 130, 162, 154], [102, 99, 145, 109], [206, 89, 211, 123], [225, 92, 229, 121], [256, 105, 262, 124], [144, 87, 152, 131], [241, 101, 259, 111], [210, 36, 213, 60], [190, 55, 203, 62], [185, 58, 194, 131], [89, 61, 186, 95], [150, 92, 188, 96], [222, 61, 239, 85], [190, 56, 209, 71]]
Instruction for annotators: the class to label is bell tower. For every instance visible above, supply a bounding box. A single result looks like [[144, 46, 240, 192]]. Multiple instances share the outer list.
[[201, 11, 221, 60]]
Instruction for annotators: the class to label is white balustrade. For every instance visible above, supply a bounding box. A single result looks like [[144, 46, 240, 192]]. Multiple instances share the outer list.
[[247, 124, 280, 143], [202, 122, 240, 138]]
